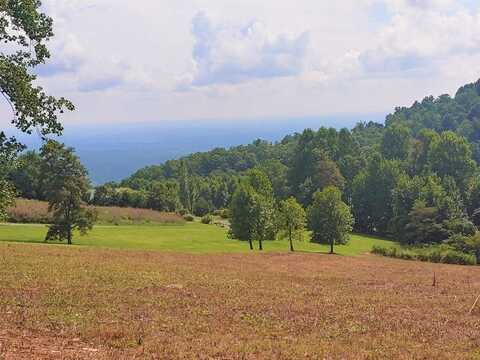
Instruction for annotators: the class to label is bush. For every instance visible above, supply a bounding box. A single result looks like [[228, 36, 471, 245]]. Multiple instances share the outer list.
[[372, 245, 476, 265], [213, 209, 230, 219], [178, 209, 188, 216], [219, 209, 230, 219], [201, 215, 213, 224], [193, 198, 211, 217], [183, 214, 195, 222]]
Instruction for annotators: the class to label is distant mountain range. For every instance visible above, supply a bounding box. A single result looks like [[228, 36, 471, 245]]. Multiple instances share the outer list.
[[10, 114, 386, 184]]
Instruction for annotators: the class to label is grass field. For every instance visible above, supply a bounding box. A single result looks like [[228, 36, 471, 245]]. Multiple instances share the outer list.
[[1, 244, 480, 359], [3, 222, 477, 359], [0, 222, 395, 254]]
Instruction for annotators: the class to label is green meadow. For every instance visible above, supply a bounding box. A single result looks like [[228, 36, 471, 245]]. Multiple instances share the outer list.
[[0, 222, 395, 255]]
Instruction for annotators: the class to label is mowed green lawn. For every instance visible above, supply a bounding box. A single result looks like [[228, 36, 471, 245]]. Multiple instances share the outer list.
[[0, 222, 395, 255]]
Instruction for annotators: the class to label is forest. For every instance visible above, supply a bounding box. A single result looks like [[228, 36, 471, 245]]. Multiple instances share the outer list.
[[7, 79, 480, 262]]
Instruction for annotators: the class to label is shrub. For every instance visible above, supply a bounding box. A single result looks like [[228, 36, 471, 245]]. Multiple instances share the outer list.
[[183, 214, 195, 222], [201, 215, 213, 224], [193, 198, 211, 217], [219, 209, 230, 219], [213, 209, 230, 218], [372, 245, 476, 265]]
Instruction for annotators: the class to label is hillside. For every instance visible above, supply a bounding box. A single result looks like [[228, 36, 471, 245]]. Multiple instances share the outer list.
[[8, 79, 480, 263], [125, 79, 480, 184]]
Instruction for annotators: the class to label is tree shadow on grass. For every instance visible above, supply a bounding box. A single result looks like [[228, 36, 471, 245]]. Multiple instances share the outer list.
[[289, 250, 345, 256], [0, 239, 75, 247]]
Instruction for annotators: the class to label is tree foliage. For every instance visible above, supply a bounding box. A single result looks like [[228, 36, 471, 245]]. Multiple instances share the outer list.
[[0, 0, 74, 149], [279, 197, 306, 251], [308, 186, 354, 254], [40, 141, 96, 244], [381, 124, 411, 160], [8, 76, 480, 255], [229, 169, 277, 250], [351, 154, 403, 234], [1, 0, 73, 218], [0, 179, 14, 220]]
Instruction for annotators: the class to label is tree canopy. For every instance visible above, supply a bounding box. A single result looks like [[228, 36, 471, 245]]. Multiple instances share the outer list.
[[7, 76, 480, 253], [41, 141, 96, 244], [308, 186, 354, 254], [1, 0, 73, 217]]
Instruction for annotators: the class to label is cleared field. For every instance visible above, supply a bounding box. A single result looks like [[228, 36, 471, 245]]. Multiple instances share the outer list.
[[1, 244, 480, 359], [0, 222, 395, 254], [7, 199, 184, 225]]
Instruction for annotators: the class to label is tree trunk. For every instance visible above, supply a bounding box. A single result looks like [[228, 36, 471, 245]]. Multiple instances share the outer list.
[[248, 238, 253, 250], [289, 229, 294, 252], [259, 238, 263, 251], [66, 202, 72, 245], [476, 250, 480, 265], [67, 225, 72, 245], [330, 239, 334, 254]]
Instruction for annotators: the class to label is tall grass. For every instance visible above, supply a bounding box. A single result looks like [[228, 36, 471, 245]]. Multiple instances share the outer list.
[[7, 199, 184, 225]]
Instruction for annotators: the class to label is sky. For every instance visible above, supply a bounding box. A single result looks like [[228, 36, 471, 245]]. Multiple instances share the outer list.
[[2, 0, 480, 126]]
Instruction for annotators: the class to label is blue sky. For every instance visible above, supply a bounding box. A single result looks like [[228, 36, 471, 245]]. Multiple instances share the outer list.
[[2, 0, 480, 126]]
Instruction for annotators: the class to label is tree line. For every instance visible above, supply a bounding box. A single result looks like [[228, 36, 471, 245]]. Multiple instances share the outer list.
[[7, 79, 480, 255], [2, 0, 480, 254]]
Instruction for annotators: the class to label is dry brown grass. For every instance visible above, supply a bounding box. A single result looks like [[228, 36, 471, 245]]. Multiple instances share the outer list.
[[6, 199, 51, 224], [7, 199, 184, 225], [93, 205, 183, 225], [1, 244, 480, 359]]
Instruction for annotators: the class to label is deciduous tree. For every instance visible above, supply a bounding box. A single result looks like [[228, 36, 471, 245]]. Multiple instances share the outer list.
[[229, 169, 277, 250], [380, 124, 411, 160], [229, 182, 257, 250], [308, 186, 354, 254], [40, 141, 96, 244], [279, 197, 306, 252], [1, 1, 73, 217], [429, 131, 476, 189]]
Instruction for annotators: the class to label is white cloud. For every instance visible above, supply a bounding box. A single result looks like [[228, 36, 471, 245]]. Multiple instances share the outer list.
[[36, 34, 86, 76], [180, 12, 310, 88], [358, 0, 480, 76], [37, 0, 155, 93], [2, 0, 480, 126]]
